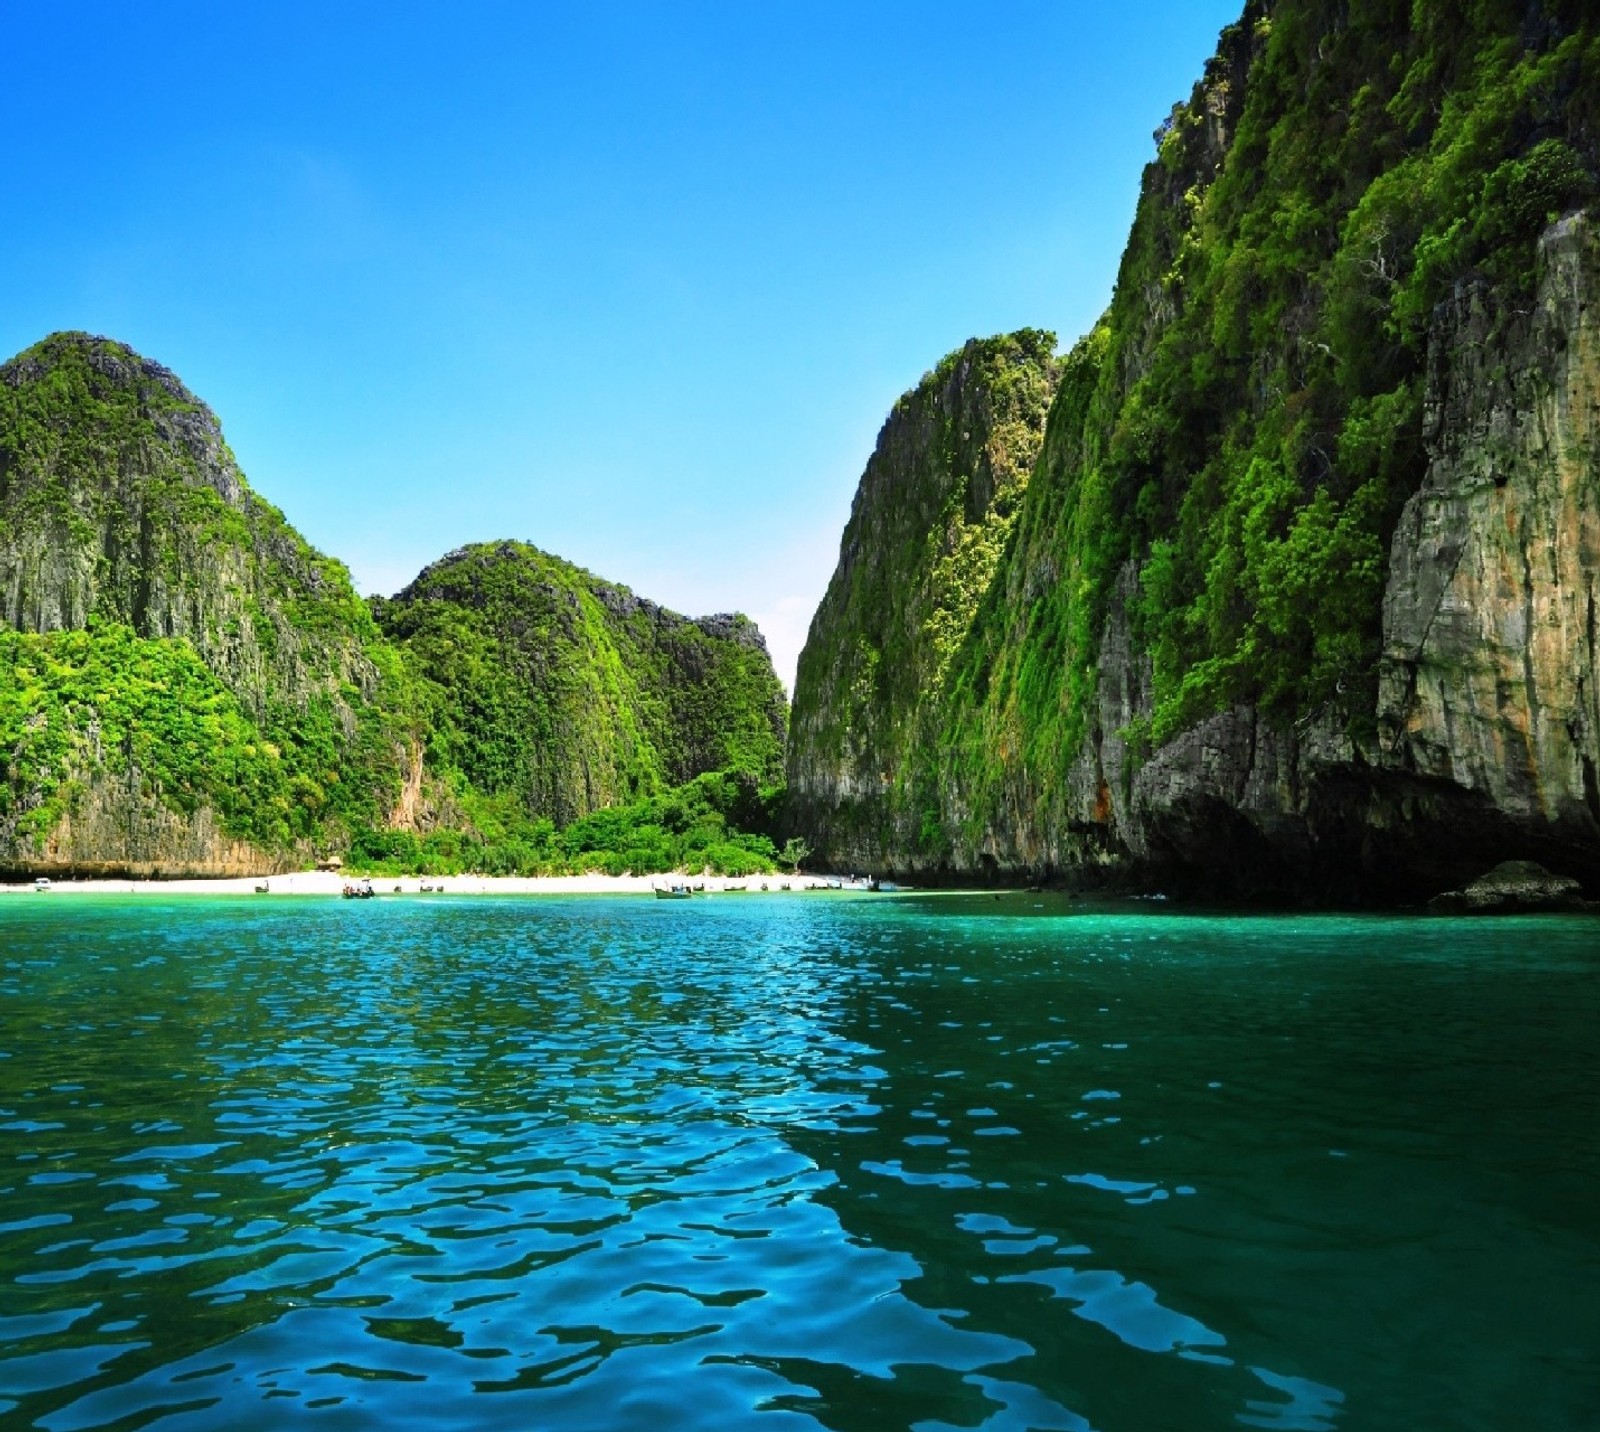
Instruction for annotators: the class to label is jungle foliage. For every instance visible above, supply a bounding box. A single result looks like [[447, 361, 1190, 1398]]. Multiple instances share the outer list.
[[0, 339, 789, 873], [0, 624, 292, 847], [347, 768, 784, 877], [371, 541, 787, 829]]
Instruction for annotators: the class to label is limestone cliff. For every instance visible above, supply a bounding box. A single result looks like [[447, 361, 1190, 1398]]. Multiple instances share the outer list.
[[0, 334, 389, 721], [0, 334, 418, 874], [789, 0, 1600, 899], [1377, 213, 1600, 873], [1081, 215, 1600, 896], [787, 333, 1059, 867], [0, 337, 787, 875]]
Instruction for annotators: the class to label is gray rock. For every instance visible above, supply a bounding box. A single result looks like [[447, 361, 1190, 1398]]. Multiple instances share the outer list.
[[784, 212, 1600, 900], [1378, 214, 1600, 855], [1429, 860, 1588, 914]]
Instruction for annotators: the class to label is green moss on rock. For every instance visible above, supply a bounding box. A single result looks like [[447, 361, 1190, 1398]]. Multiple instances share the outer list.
[[787, 331, 1061, 866]]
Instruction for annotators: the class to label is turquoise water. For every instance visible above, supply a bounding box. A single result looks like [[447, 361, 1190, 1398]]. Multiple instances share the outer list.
[[0, 893, 1596, 1431]]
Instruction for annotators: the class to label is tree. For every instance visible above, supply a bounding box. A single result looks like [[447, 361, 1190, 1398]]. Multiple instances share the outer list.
[[779, 836, 812, 875]]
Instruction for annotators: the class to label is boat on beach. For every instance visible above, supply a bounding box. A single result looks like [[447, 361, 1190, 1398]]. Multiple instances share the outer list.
[[654, 882, 692, 900]]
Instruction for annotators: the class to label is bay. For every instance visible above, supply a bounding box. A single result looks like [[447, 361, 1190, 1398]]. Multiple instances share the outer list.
[[0, 893, 1596, 1431]]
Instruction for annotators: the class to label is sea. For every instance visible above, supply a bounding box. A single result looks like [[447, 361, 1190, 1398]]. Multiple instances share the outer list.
[[1, 892, 1596, 1431]]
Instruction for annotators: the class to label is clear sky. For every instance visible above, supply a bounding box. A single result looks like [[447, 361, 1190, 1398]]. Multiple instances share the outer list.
[[2, 1, 1241, 692]]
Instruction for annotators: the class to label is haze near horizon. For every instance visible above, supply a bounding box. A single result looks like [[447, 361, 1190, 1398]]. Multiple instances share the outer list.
[[1, 1, 1241, 691]]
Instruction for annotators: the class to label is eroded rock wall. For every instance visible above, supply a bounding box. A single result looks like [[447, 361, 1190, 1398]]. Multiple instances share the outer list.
[[14, 766, 295, 879], [1060, 216, 1600, 896], [1377, 213, 1600, 868], [789, 0, 1600, 900]]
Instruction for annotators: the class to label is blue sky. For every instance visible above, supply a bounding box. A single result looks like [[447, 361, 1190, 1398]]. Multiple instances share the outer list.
[[2, 1, 1241, 690]]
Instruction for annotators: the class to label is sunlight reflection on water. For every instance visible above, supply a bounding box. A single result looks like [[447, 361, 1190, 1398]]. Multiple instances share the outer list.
[[0, 894, 1596, 1430]]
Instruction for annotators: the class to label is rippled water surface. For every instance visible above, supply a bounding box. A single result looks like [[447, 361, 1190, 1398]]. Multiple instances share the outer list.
[[1, 893, 1597, 1430]]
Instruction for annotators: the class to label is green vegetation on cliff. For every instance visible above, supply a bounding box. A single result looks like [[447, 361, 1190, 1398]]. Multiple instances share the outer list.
[[958, 0, 1599, 756], [1114, 0, 1599, 742], [0, 333, 423, 864], [791, 0, 1600, 876], [787, 332, 1059, 861], [371, 541, 786, 829], [0, 624, 289, 848], [0, 336, 788, 875]]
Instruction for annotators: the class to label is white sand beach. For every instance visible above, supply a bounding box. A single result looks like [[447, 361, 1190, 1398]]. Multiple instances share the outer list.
[[2, 871, 857, 897]]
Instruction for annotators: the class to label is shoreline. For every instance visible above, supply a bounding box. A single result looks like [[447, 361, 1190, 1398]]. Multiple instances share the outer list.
[[0, 871, 867, 898]]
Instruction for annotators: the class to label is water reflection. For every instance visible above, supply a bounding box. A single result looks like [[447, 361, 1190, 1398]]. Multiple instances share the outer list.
[[0, 894, 1596, 1430]]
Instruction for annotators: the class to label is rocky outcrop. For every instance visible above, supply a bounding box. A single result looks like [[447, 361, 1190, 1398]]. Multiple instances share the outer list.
[[786, 332, 1060, 869], [1041, 215, 1600, 898], [788, 0, 1600, 903], [1428, 860, 1589, 913], [1, 336, 788, 874], [0, 334, 385, 721], [0, 334, 419, 875], [11, 766, 294, 879]]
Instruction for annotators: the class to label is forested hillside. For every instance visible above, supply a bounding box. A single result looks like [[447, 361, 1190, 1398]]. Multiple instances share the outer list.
[[364, 540, 787, 873], [0, 334, 786, 876], [0, 333, 420, 870]]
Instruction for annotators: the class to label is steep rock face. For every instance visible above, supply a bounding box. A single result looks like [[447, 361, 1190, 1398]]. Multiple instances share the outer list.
[[0, 333, 787, 875], [0, 334, 388, 720], [1378, 213, 1600, 862], [906, 215, 1600, 897], [0, 335, 418, 874], [940, 215, 1600, 894], [374, 541, 787, 827], [32, 766, 294, 879], [786, 333, 1060, 870], [0, 624, 324, 874], [791, 0, 1600, 898], [833, 216, 1600, 897]]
